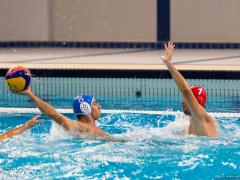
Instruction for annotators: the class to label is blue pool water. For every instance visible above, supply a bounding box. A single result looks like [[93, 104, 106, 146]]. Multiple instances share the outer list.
[[0, 94, 240, 113], [0, 98, 240, 179]]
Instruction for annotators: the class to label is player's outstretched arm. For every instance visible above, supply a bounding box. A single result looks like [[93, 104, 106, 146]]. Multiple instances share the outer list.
[[0, 115, 43, 142], [22, 88, 74, 130], [161, 42, 205, 117]]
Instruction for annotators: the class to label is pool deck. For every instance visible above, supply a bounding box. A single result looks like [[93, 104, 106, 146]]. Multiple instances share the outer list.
[[0, 48, 240, 71]]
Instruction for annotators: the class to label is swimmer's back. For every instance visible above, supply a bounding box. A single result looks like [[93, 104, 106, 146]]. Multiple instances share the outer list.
[[189, 113, 219, 137]]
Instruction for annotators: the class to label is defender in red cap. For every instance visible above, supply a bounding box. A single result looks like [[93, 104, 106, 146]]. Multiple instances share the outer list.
[[161, 42, 219, 137]]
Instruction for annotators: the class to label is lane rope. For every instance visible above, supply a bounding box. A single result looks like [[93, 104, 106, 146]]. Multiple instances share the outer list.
[[0, 108, 239, 118]]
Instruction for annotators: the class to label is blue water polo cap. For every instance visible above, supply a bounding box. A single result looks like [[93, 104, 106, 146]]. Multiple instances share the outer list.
[[73, 95, 94, 115]]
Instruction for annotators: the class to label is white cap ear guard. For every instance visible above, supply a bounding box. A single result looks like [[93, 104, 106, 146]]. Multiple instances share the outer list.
[[73, 95, 94, 116], [80, 102, 92, 115]]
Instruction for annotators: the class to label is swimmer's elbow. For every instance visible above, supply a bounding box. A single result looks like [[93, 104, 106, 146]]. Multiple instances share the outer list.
[[182, 88, 191, 96], [46, 109, 61, 120]]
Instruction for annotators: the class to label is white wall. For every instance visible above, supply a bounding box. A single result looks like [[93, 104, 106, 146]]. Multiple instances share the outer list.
[[51, 0, 157, 42], [1, 0, 240, 43], [0, 0, 49, 41], [171, 0, 240, 42]]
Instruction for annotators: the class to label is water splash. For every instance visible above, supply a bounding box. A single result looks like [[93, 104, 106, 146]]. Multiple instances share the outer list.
[[0, 112, 239, 179]]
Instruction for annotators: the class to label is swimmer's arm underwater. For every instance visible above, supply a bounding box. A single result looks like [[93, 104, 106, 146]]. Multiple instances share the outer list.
[[75, 132, 127, 143], [0, 115, 43, 142]]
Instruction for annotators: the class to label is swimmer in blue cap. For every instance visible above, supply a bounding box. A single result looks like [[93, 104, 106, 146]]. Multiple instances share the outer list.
[[0, 115, 43, 142], [20, 88, 112, 140], [72, 95, 99, 125]]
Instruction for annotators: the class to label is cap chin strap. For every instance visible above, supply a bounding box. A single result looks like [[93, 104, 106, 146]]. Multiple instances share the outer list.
[[88, 114, 96, 125]]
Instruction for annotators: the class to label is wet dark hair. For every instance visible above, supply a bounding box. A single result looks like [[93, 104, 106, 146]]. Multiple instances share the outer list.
[[76, 114, 84, 120]]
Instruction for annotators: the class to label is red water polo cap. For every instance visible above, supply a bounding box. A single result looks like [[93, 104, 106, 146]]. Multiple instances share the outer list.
[[190, 86, 207, 107]]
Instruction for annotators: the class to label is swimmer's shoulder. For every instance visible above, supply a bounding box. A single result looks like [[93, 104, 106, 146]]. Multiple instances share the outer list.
[[205, 113, 218, 126], [71, 120, 90, 131]]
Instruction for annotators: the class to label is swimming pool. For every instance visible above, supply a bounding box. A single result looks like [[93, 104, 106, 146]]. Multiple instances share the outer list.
[[0, 98, 239, 179], [0, 69, 240, 179]]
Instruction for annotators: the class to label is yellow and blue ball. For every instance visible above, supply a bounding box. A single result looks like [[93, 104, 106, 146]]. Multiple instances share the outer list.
[[5, 66, 32, 92]]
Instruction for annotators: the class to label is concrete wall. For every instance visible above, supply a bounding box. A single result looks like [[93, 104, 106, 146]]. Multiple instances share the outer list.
[[171, 0, 240, 43], [1, 0, 240, 43], [50, 0, 157, 42], [0, 0, 49, 41]]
